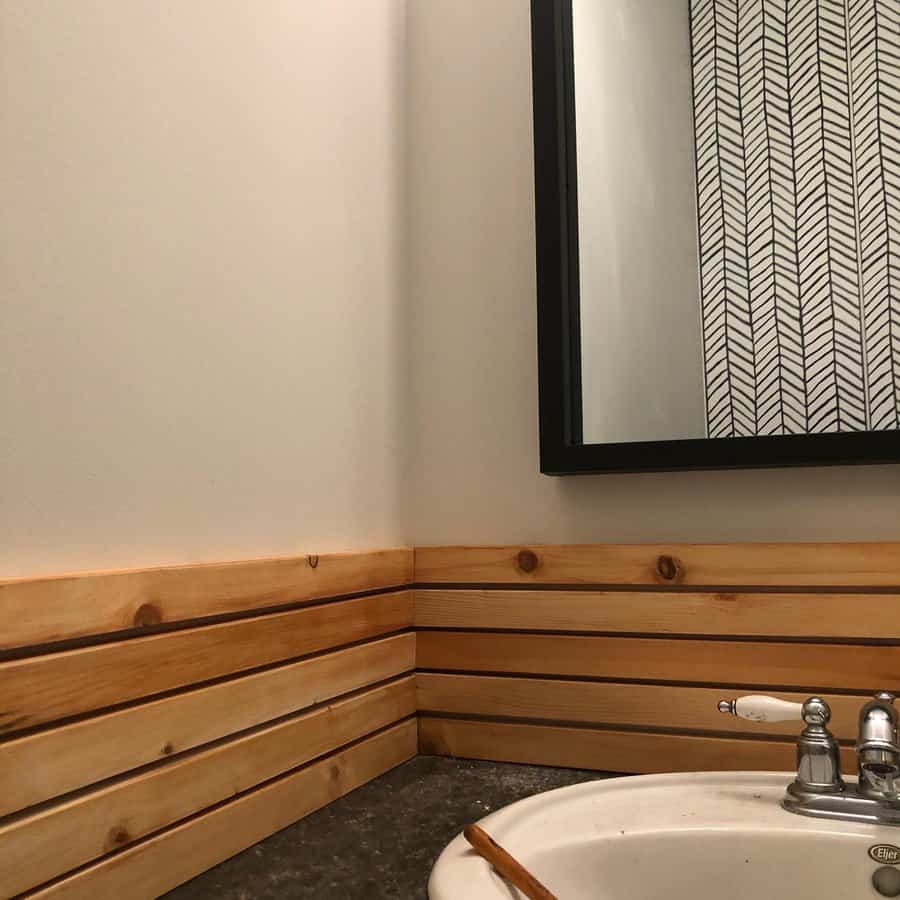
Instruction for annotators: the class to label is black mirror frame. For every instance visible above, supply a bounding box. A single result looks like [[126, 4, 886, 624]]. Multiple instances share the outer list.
[[530, 0, 900, 475]]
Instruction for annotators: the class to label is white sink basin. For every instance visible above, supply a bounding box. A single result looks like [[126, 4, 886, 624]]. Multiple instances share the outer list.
[[428, 772, 900, 899]]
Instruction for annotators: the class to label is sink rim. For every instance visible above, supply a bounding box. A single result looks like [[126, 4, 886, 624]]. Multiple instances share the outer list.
[[428, 770, 894, 900]]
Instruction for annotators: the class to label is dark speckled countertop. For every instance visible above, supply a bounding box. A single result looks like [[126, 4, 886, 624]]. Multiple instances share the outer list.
[[164, 756, 618, 899]]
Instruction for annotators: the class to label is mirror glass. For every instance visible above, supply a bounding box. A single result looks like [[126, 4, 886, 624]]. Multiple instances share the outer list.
[[572, 0, 900, 446]]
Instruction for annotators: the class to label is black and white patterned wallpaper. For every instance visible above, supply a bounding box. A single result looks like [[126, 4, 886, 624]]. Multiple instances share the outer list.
[[690, 0, 899, 437]]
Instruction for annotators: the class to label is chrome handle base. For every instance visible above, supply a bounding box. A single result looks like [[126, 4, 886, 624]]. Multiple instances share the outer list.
[[794, 697, 844, 795], [783, 781, 900, 826]]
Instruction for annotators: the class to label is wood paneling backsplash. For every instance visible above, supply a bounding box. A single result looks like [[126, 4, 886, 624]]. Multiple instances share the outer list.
[[0, 549, 416, 898], [3, 541, 899, 896], [415, 543, 900, 775]]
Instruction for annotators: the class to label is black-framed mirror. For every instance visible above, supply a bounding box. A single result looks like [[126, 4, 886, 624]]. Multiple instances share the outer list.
[[530, 0, 900, 475]]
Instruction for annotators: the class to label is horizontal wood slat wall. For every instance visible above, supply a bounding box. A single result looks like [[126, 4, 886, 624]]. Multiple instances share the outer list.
[[414, 542, 900, 776], [419, 718, 857, 775], [414, 543, 900, 587], [1, 633, 416, 818], [416, 631, 900, 692], [415, 673, 865, 740], [31, 721, 418, 900], [0, 548, 413, 650], [0, 548, 413, 651], [415, 588, 900, 638], [8, 541, 900, 897], [2, 680, 415, 897], [1, 591, 413, 733], [1, 549, 416, 898]]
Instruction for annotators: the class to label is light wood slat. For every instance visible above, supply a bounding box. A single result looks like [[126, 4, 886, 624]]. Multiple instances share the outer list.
[[415, 588, 900, 638], [29, 720, 417, 900], [0, 679, 415, 897], [416, 631, 900, 692], [414, 543, 900, 587], [415, 673, 865, 740], [0, 633, 415, 818], [0, 591, 413, 734], [419, 717, 857, 775], [0, 548, 413, 650]]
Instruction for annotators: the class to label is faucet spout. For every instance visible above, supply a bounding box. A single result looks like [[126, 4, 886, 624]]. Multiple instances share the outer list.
[[858, 692, 900, 800]]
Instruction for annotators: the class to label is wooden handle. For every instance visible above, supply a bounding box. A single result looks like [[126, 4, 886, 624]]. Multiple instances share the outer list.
[[463, 824, 558, 900]]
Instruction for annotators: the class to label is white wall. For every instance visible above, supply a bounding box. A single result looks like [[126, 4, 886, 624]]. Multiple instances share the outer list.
[[4, 0, 900, 580], [406, 0, 900, 544], [1, 1, 408, 577], [574, 0, 705, 444]]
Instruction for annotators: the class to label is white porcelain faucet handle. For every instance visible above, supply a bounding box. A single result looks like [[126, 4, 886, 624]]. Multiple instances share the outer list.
[[717, 694, 804, 723]]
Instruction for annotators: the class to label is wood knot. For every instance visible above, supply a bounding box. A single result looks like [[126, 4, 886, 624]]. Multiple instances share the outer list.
[[133, 603, 162, 628], [516, 549, 539, 574], [106, 826, 131, 850], [308, 554, 320, 570], [655, 555, 683, 583]]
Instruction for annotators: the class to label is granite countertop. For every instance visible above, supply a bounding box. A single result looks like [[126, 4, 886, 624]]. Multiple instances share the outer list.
[[165, 756, 615, 899]]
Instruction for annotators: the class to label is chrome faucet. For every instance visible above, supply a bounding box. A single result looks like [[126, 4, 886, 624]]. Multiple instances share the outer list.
[[858, 693, 900, 800], [718, 692, 900, 825]]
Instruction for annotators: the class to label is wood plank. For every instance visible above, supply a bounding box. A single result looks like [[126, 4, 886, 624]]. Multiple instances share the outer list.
[[0, 591, 413, 733], [416, 631, 900, 692], [414, 543, 900, 587], [29, 720, 417, 900], [419, 717, 857, 775], [0, 679, 415, 897], [415, 588, 900, 639], [416, 673, 864, 740], [0, 633, 415, 817], [0, 548, 413, 650]]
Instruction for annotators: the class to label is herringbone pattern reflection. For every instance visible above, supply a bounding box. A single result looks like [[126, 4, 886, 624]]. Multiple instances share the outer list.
[[691, 0, 900, 436]]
